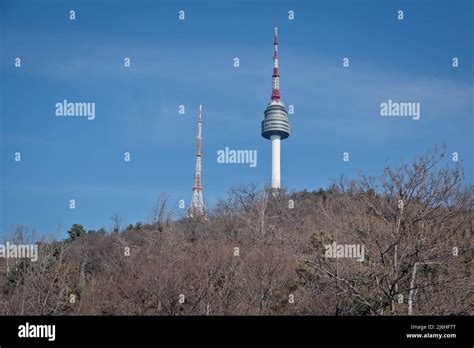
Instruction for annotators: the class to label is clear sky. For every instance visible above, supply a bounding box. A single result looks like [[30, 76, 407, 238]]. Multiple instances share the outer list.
[[1, 0, 472, 238]]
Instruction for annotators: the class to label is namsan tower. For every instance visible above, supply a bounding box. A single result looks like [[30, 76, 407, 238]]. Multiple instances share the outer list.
[[261, 25, 290, 189], [188, 105, 205, 217]]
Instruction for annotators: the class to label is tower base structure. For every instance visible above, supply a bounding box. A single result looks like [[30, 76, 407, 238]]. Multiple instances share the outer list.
[[188, 191, 205, 218]]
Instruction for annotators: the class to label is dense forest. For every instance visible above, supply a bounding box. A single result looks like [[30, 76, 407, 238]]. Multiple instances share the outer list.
[[1, 147, 472, 315]]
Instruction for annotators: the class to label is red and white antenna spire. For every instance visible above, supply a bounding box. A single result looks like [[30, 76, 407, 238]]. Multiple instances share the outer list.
[[189, 105, 205, 217], [271, 19, 281, 102]]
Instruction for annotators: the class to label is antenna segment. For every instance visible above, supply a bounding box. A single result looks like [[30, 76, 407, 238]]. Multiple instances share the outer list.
[[189, 105, 205, 217]]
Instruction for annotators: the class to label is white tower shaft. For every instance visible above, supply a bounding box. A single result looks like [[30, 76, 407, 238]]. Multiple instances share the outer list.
[[271, 135, 281, 188]]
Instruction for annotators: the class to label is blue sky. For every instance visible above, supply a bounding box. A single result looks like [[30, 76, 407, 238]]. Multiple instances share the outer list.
[[1, 0, 472, 238]]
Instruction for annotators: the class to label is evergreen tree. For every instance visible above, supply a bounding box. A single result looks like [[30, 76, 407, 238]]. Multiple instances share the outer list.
[[67, 224, 86, 241]]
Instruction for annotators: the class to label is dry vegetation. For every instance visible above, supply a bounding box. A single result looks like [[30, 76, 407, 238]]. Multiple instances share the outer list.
[[0, 147, 472, 315]]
